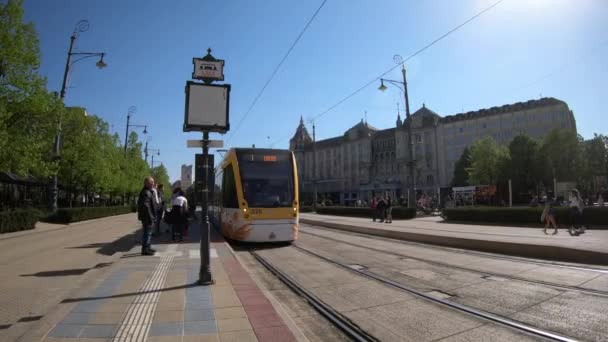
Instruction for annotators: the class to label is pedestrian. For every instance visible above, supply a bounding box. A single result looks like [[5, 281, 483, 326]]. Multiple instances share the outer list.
[[542, 196, 558, 235], [371, 197, 378, 222], [150, 183, 161, 236], [569, 189, 583, 228], [376, 196, 386, 223], [385, 195, 393, 223], [155, 183, 166, 234], [598, 192, 604, 207], [171, 188, 189, 242], [137, 176, 157, 256]]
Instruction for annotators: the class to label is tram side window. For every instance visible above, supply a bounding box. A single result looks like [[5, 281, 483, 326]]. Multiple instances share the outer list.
[[222, 165, 239, 208]]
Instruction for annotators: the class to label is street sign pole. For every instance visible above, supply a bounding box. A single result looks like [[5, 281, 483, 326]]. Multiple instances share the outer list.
[[184, 48, 229, 286], [199, 131, 213, 285]]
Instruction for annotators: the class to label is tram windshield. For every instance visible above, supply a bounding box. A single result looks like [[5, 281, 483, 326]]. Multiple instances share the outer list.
[[237, 150, 295, 208]]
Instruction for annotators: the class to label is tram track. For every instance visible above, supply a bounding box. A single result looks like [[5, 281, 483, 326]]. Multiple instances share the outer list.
[[299, 228, 608, 298], [250, 250, 379, 342], [301, 222, 608, 273], [288, 244, 578, 342]]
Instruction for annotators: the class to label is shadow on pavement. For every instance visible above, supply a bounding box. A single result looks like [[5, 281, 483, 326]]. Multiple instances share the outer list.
[[61, 283, 199, 303], [65, 230, 140, 256], [20, 262, 113, 277]]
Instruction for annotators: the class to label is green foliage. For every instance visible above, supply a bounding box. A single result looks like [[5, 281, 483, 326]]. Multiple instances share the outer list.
[[315, 206, 416, 219], [508, 134, 543, 197], [451, 147, 471, 186], [467, 136, 510, 185], [539, 129, 583, 182], [150, 164, 171, 201], [0, 0, 60, 179], [0, 209, 41, 233], [44, 206, 132, 224], [442, 206, 608, 226]]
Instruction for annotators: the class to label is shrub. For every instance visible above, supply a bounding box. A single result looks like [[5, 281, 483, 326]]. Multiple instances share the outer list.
[[45, 206, 132, 224], [315, 206, 416, 219], [441, 206, 608, 227], [299, 206, 313, 213], [0, 209, 42, 234]]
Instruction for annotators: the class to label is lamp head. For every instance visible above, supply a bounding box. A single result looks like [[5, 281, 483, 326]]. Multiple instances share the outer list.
[[96, 54, 107, 69], [378, 79, 388, 92]]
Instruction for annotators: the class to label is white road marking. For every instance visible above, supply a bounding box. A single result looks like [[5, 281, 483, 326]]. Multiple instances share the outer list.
[[112, 250, 174, 342], [189, 248, 217, 259]]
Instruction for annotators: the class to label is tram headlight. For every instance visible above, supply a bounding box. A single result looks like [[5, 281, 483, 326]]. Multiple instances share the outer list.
[[243, 208, 247, 213], [293, 207, 297, 212]]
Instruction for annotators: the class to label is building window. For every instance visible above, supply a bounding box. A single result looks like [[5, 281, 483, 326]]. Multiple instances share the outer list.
[[426, 174, 434, 186], [459, 127, 464, 133], [482, 123, 487, 129]]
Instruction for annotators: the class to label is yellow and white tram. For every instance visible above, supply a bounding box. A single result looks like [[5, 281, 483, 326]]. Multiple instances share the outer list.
[[210, 148, 299, 243]]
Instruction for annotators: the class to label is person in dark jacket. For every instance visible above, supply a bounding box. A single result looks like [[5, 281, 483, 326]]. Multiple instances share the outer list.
[[138, 176, 157, 255], [376, 196, 386, 223]]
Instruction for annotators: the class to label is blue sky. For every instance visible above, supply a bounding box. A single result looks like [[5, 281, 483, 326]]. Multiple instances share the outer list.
[[24, 0, 608, 182]]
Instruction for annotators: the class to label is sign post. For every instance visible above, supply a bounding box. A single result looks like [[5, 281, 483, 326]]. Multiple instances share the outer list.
[[184, 48, 230, 286]]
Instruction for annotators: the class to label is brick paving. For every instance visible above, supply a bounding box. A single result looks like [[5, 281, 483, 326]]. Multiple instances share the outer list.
[[40, 220, 297, 342]]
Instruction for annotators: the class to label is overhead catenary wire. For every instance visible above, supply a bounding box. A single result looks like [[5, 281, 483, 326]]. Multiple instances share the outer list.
[[226, 0, 328, 145], [268, 0, 505, 148]]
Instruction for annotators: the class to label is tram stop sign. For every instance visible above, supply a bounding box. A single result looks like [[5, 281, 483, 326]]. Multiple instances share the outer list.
[[195, 154, 214, 205], [184, 82, 230, 133]]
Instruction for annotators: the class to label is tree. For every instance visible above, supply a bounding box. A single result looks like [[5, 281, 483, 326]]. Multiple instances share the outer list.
[[467, 136, 510, 185], [508, 134, 543, 195], [451, 147, 471, 187], [150, 164, 171, 201], [0, 0, 60, 178], [538, 129, 583, 183]]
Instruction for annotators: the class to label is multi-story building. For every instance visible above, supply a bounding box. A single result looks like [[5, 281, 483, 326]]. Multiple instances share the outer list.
[[290, 97, 576, 204], [181, 164, 192, 190]]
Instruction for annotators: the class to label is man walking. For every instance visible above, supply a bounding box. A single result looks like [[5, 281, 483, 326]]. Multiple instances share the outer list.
[[138, 176, 157, 256]]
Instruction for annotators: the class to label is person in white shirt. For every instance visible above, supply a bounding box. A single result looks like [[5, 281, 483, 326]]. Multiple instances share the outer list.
[[170, 188, 189, 242], [568, 189, 583, 228]]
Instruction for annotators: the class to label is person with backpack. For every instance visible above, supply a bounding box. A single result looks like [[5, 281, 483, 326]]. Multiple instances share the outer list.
[[171, 188, 189, 242], [137, 176, 157, 256]]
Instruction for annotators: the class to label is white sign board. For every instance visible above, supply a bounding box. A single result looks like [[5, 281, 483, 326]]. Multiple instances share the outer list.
[[193, 58, 224, 81], [184, 82, 230, 133]]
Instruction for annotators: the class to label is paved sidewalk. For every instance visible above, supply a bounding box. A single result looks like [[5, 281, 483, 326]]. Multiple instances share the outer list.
[[40, 221, 298, 342], [301, 213, 608, 265]]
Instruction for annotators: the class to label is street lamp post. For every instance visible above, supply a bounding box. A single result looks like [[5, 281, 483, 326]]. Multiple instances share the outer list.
[[124, 106, 147, 154], [379, 55, 415, 208], [312, 121, 317, 210], [50, 20, 107, 212], [149, 149, 160, 167]]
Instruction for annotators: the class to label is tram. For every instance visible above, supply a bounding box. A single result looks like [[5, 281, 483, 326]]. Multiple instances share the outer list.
[[210, 148, 299, 243]]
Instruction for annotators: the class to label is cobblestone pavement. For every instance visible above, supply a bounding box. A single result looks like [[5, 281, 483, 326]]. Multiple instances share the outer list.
[[0, 214, 141, 342]]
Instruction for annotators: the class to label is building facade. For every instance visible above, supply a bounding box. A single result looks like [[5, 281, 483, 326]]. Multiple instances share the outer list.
[[290, 97, 576, 205]]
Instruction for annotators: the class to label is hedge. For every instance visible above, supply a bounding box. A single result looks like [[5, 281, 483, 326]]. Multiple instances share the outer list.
[[45, 206, 132, 224], [442, 206, 608, 226], [0, 209, 41, 234], [299, 206, 313, 213], [315, 206, 416, 219]]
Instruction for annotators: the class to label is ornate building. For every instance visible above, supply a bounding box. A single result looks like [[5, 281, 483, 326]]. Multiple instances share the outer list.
[[290, 97, 576, 205]]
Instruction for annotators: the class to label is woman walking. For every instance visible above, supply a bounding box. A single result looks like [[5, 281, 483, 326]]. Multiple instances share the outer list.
[[542, 196, 558, 235], [171, 188, 189, 242], [568, 189, 585, 235]]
